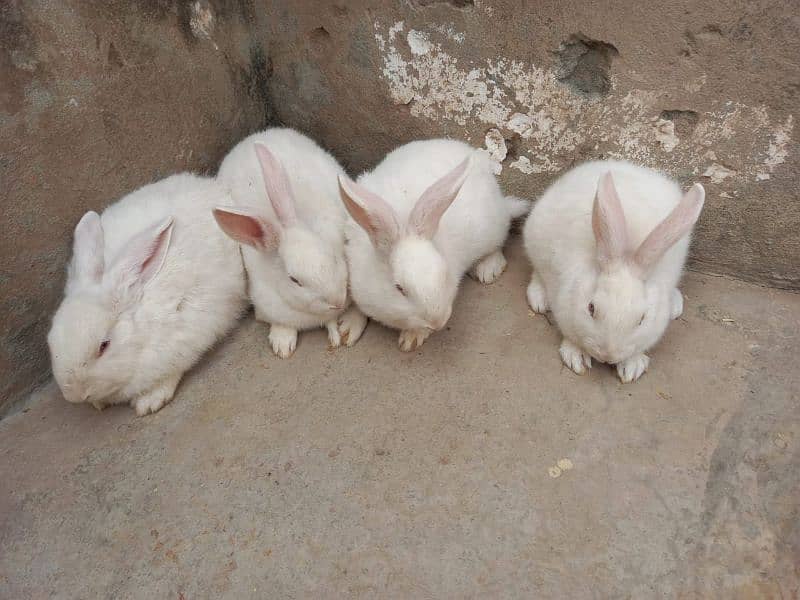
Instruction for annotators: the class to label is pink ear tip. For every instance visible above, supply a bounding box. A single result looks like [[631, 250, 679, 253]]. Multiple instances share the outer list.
[[253, 142, 279, 164]]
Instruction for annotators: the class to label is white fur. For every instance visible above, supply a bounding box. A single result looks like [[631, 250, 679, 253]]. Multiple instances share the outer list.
[[48, 173, 247, 415], [524, 160, 704, 382], [215, 127, 365, 357], [342, 139, 524, 350]]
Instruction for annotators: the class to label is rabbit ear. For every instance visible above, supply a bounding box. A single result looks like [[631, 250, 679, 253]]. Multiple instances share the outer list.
[[338, 174, 399, 251], [72, 211, 104, 283], [409, 157, 470, 239], [592, 172, 629, 268], [254, 143, 296, 227], [634, 183, 705, 273], [110, 216, 174, 292], [213, 206, 280, 251]]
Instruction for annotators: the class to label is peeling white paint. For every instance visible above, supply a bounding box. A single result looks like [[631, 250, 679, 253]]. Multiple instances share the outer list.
[[763, 115, 793, 173], [703, 163, 737, 184], [189, 1, 219, 50], [652, 118, 678, 152], [507, 112, 534, 136], [373, 21, 794, 189], [484, 128, 507, 174], [407, 30, 432, 56], [190, 1, 215, 39], [430, 23, 465, 44], [510, 155, 535, 174]]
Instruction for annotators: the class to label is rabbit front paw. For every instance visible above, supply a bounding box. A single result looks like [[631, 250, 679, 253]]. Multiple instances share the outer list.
[[526, 274, 548, 313], [326, 320, 342, 348], [616, 353, 650, 383], [338, 307, 368, 347], [559, 339, 592, 375], [470, 250, 507, 284], [269, 324, 298, 358], [132, 376, 180, 416], [399, 328, 431, 352]]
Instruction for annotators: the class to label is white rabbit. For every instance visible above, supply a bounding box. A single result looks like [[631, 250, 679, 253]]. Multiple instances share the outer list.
[[338, 139, 530, 351], [523, 160, 705, 383], [47, 173, 247, 415], [213, 128, 367, 358]]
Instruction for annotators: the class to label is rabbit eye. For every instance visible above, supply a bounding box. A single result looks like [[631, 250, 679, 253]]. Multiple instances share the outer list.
[[395, 284, 407, 296], [638, 313, 646, 326], [588, 302, 595, 318], [289, 276, 302, 286], [98, 340, 110, 357]]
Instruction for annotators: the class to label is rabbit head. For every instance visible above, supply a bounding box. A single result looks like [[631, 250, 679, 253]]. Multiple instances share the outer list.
[[569, 172, 704, 364], [338, 158, 470, 331], [213, 143, 348, 316], [48, 211, 174, 405]]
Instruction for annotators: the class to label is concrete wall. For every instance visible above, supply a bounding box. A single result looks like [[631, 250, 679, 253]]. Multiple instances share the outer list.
[[0, 0, 271, 416], [260, 0, 798, 290], [1, 0, 798, 414]]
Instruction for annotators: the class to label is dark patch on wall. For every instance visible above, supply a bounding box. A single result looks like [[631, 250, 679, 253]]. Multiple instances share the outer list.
[[504, 134, 520, 162], [240, 44, 273, 129], [107, 41, 125, 69], [0, 1, 41, 116], [555, 34, 618, 97], [660, 110, 700, 137], [348, 23, 375, 70], [308, 26, 332, 55], [681, 24, 725, 56]]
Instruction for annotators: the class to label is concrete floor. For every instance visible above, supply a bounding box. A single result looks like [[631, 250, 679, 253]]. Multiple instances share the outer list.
[[1, 237, 798, 599]]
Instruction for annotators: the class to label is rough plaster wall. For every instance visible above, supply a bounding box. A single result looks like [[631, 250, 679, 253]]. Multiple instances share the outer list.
[[0, 0, 272, 416], [262, 0, 799, 289]]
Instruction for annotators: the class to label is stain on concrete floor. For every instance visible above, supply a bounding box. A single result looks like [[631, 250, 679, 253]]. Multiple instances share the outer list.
[[1, 237, 798, 598]]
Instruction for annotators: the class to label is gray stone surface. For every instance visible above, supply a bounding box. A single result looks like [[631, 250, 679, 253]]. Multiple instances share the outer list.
[[2, 239, 798, 598], [2, 0, 799, 415]]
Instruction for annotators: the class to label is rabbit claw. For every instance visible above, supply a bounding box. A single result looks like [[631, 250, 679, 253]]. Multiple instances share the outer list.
[[526, 274, 549, 313], [269, 324, 298, 358], [399, 328, 431, 352], [337, 307, 368, 347], [617, 353, 650, 383], [559, 339, 592, 375], [471, 250, 507, 284], [132, 376, 180, 416]]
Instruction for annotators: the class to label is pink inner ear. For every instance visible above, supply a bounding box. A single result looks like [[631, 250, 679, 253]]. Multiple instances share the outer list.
[[337, 174, 399, 250], [634, 183, 705, 272], [254, 143, 296, 226], [592, 172, 629, 267], [138, 220, 173, 282], [213, 207, 279, 251], [73, 211, 105, 282], [110, 216, 174, 292], [409, 157, 470, 239]]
